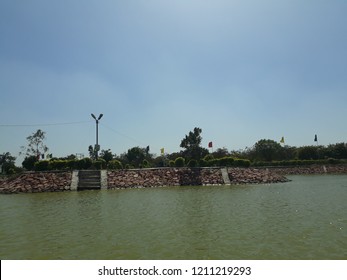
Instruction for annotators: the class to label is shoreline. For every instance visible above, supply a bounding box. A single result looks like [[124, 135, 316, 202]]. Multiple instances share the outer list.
[[1, 165, 347, 194]]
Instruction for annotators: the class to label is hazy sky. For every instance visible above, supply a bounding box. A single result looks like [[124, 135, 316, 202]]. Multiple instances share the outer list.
[[1, 0, 346, 163]]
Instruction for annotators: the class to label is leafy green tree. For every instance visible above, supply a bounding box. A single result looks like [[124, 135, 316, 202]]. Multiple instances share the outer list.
[[125, 147, 146, 168], [298, 145, 322, 160], [100, 149, 113, 163], [21, 129, 49, 158], [174, 157, 185, 167], [180, 127, 208, 160], [88, 145, 97, 160], [325, 143, 347, 159], [22, 155, 38, 170], [0, 152, 16, 174], [212, 147, 229, 158], [108, 159, 123, 169], [253, 139, 284, 161]]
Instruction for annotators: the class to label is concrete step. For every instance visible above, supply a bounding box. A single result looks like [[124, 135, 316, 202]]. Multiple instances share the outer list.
[[221, 168, 231, 185], [78, 170, 101, 191], [78, 180, 100, 186]]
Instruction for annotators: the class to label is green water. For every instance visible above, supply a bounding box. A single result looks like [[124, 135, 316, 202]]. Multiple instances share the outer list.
[[1, 175, 346, 260]]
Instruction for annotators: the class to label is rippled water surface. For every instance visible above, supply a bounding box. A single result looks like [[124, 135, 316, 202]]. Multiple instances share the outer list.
[[1, 175, 347, 259]]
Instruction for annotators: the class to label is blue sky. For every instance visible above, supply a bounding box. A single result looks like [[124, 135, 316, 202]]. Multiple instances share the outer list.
[[1, 0, 346, 164]]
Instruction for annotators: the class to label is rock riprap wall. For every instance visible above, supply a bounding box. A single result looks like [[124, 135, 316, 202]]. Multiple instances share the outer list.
[[1, 166, 312, 193], [107, 167, 288, 189], [272, 164, 347, 175], [107, 168, 224, 189], [0, 172, 72, 194], [228, 168, 289, 184]]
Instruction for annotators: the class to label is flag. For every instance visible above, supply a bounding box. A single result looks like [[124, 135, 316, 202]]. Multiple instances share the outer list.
[[208, 141, 213, 148], [314, 134, 318, 142], [160, 148, 164, 155], [280, 137, 285, 144]]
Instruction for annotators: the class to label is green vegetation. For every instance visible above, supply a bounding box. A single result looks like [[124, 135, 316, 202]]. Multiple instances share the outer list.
[[1, 128, 347, 175]]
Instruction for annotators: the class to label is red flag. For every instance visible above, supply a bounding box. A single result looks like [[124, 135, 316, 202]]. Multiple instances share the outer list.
[[208, 141, 213, 148]]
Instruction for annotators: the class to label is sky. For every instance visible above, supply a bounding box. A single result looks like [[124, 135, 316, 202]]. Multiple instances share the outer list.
[[1, 0, 347, 164]]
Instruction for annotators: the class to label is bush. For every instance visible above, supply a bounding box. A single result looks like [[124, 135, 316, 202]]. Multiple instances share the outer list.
[[108, 160, 123, 170], [142, 159, 151, 168], [174, 157, 185, 167], [187, 159, 198, 167], [34, 160, 50, 171], [76, 158, 93, 170], [125, 164, 134, 169], [219, 157, 234, 167], [234, 158, 251, 167], [251, 159, 344, 167], [199, 159, 208, 167], [169, 160, 175, 167], [67, 159, 77, 170], [327, 158, 340, 164], [22, 156, 38, 171], [94, 159, 106, 170], [49, 160, 67, 170], [207, 158, 218, 167], [203, 154, 214, 161]]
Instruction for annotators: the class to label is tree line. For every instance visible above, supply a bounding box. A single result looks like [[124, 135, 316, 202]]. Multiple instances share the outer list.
[[1, 128, 347, 174]]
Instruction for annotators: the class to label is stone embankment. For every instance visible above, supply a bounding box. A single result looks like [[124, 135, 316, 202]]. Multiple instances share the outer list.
[[107, 168, 224, 189], [271, 164, 347, 175], [228, 168, 288, 184], [4, 165, 347, 193], [107, 167, 288, 189], [0, 172, 72, 194]]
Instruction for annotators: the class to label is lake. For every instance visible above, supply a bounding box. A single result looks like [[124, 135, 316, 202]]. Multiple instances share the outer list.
[[0, 175, 346, 259]]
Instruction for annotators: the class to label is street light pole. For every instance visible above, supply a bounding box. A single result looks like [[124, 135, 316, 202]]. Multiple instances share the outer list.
[[91, 113, 103, 160]]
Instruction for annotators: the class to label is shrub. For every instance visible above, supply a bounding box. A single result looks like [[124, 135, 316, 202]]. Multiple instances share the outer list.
[[108, 160, 123, 170], [76, 158, 93, 170], [327, 158, 340, 164], [94, 159, 106, 170], [199, 159, 208, 167], [174, 157, 185, 167], [6, 168, 16, 175], [67, 159, 77, 170], [125, 164, 135, 169], [49, 160, 67, 170], [203, 154, 214, 161], [22, 156, 38, 171], [34, 160, 50, 171], [169, 160, 175, 167], [219, 157, 234, 167], [234, 158, 251, 167], [142, 159, 151, 168], [207, 158, 219, 167], [187, 159, 198, 167]]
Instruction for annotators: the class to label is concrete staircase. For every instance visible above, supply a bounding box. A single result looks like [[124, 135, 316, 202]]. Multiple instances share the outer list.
[[221, 168, 231, 185], [78, 170, 101, 191]]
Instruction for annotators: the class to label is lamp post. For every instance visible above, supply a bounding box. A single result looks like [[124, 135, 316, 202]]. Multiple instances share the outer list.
[[91, 113, 103, 159]]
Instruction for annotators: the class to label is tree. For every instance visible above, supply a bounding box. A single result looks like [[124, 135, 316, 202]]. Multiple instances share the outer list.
[[180, 127, 203, 149], [253, 139, 284, 162], [325, 143, 347, 159], [100, 149, 113, 163], [0, 152, 16, 174], [180, 127, 209, 161], [125, 147, 147, 168], [22, 155, 38, 171], [21, 129, 49, 158], [88, 145, 97, 160], [298, 145, 321, 160], [212, 147, 229, 158]]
